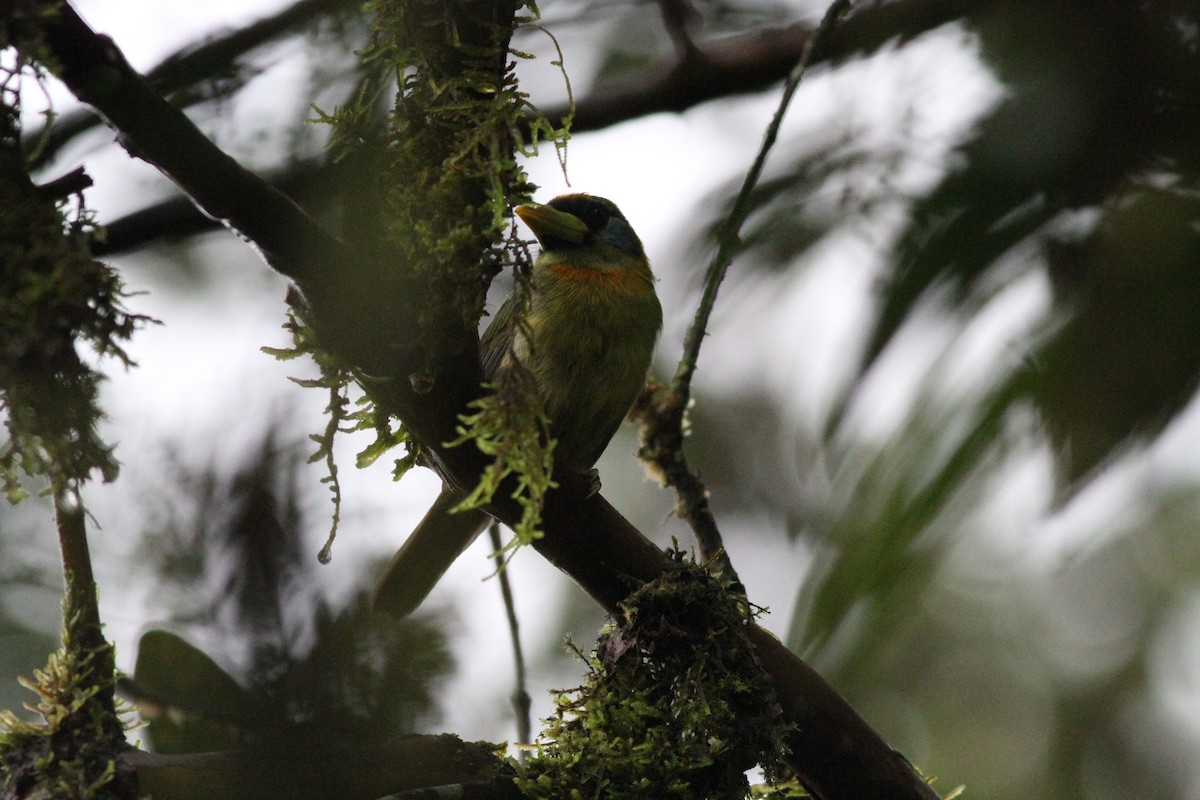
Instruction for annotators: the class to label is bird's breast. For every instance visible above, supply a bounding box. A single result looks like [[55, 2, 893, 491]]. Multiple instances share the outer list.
[[521, 264, 662, 470]]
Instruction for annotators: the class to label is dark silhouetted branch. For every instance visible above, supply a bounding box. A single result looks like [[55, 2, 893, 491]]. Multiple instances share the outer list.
[[27, 2, 345, 283], [26, 0, 361, 170], [89, 0, 993, 258], [123, 736, 516, 800], [554, 0, 991, 133]]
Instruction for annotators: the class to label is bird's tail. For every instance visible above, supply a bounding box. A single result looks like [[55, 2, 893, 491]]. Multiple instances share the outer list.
[[372, 487, 491, 617]]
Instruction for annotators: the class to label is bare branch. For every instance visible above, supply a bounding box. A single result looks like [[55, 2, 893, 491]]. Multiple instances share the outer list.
[[123, 736, 517, 800], [489, 521, 532, 751], [88, 0, 993, 258], [25, 0, 362, 169], [553, 0, 994, 133]]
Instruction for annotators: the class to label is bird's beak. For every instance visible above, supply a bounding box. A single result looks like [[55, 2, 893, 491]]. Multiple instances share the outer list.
[[516, 202, 588, 245]]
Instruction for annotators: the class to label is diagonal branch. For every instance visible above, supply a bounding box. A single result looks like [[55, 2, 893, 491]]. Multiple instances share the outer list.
[[24, 2, 345, 284], [546, 0, 993, 132], [638, 0, 851, 585], [85, 0, 993, 259], [25, 0, 362, 170]]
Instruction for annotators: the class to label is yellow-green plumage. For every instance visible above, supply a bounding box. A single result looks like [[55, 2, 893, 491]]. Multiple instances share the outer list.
[[373, 194, 661, 617]]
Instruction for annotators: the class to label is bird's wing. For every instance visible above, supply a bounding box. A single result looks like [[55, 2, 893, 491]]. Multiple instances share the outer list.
[[479, 293, 518, 380]]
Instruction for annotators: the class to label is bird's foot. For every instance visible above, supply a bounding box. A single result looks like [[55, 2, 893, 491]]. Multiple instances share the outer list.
[[585, 468, 601, 498]]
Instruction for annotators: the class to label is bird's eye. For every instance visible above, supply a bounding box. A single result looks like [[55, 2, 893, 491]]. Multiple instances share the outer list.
[[579, 205, 609, 231]]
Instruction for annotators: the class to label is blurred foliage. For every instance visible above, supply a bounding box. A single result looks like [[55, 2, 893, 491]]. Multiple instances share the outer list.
[[675, 2, 1200, 798], [126, 435, 453, 754], [730, 0, 1200, 482]]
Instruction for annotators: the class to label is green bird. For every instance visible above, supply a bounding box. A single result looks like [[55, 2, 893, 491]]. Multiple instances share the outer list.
[[372, 194, 663, 617]]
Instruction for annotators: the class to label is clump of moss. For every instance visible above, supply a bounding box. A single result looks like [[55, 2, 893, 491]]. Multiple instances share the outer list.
[[0, 60, 149, 501], [0, 618, 132, 799], [446, 293, 555, 545], [518, 552, 794, 800]]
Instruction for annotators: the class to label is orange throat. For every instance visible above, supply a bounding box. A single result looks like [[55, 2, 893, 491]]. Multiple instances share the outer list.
[[548, 261, 650, 294]]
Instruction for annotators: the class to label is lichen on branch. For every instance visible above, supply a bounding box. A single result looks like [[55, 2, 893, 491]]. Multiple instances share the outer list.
[[0, 54, 150, 501]]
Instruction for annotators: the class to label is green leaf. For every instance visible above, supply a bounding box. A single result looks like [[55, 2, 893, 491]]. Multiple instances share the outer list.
[[133, 629, 248, 754]]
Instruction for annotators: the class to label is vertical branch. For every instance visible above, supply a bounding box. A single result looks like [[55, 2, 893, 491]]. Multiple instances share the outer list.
[[52, 483, 118, 721], [489, 522, 532, 751], [637, 0, 854, 581]]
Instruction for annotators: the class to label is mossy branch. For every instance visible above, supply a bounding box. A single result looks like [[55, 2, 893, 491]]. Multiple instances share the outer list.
[[0, 25, 140, 799], [0, 52, 150, 499], [518, 553, 792, 800]]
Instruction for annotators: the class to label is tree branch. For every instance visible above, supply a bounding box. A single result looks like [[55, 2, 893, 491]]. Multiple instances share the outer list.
[[547, 0, 992, 133], [123, 736, 517, 800], [637, 0, 852, 589], [24, 2, 345, 284], [24, 0, 361, 170], [489, 521, 532, 750], [85, 0, 993, 259], [53, 485, 117, 720], [528, 474, 940, 799], [91, 157, 328, 255]]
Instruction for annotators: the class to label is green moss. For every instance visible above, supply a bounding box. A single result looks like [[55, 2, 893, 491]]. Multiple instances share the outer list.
[[0, 55, 151, 501], [518, 553, 799, 800], [447, 329, 556, 545], [285, 0, 572, 546], [0, 618, 130, 799]]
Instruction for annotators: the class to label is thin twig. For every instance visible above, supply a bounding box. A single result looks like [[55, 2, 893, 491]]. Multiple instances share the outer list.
[[675, 0, 853, 397], [638, 0, 854, 584], [489, 521, 531, 752], [656, 0, 702, 64]]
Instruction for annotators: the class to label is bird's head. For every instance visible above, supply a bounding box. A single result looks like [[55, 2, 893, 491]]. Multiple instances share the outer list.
[[515, 194, 647, 267]]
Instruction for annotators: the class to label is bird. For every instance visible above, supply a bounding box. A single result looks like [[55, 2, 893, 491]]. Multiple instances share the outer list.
[[372, 193, 663, 617]]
